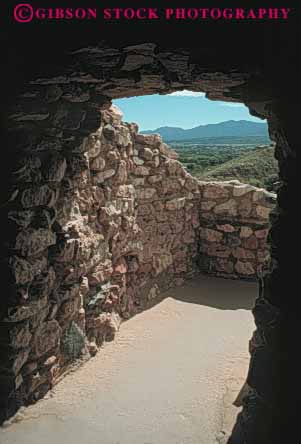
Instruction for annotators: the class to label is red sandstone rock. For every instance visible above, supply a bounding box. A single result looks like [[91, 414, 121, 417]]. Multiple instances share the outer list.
[[113, 257, 128, 274], [242, 235, 259, 250], [139, 263, 153, 274], [199, 228, 223, 243], [217, 224, 236, 233], [233, 247, 256, 260], [203, 184, 229, 200], [255, 228, 269, 239]]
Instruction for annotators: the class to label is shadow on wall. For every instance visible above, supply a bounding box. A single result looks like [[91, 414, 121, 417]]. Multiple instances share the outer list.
[[170, 275, 256, 311]]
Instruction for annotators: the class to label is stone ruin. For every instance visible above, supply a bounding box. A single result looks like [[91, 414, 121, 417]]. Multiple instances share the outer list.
[[1, 18, 299, 442], [1, 103, 275, 415]]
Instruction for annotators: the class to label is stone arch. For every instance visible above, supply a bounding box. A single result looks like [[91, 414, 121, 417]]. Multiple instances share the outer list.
[[0, 27, 299, 443]]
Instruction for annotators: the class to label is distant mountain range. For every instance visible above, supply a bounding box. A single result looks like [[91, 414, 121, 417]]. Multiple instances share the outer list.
[[142, 120, 269, 142]]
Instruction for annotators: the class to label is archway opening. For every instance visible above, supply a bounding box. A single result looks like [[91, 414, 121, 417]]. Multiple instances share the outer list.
[[115, 90, 277, 190]]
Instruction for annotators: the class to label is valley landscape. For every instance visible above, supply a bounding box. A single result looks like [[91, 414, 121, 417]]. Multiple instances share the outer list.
[[143, 120, 278, 191]]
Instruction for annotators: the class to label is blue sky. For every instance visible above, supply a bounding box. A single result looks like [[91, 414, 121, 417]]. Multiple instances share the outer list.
[[114, 91, 265, 131]]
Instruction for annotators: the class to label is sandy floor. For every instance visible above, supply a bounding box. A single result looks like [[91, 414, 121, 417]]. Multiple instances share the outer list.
[[0, 275, 257, 444]]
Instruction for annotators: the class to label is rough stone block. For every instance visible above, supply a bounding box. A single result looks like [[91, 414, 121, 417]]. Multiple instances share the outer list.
[[31, 320, 61, 359], [133, 156, 144, 166], [217, 224, 236, 233], [233, 184, 254, 196], [199, 228, 223, 243], [200, 201, 216, 211], [159, 143, 178, 159], [90, 156, 105, 171], [136, 188, 156, 200], [122, 54, 154, 71], [235, 261, 255, 276], [203, 184, 229, 200], [113, 257, 128, 274], [242, 235, 259, 250], [139, 147, 153, 161], [88, 261, 113, 286], [133, 166, 150, 176], [56, 295, 81, 325], [94, 169, 115, 183], [182, 231, 195, 244], [166, 160, 183, 176], [255, 228, 269, 239], [238, 198, 253, 218], [256, 205, 271, 219], [214, 199, 238, 216], [133, 177, 145, 186], [240, 226, 253, 238], [233, 247, 256, 260], [86, 137, 102, 158], [166, 197, 186, 211]]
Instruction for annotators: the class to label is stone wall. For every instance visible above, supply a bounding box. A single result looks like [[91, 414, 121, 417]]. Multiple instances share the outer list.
[[2, 22, 299, 441], [198, 180, 275, 280], [1, 104, 276, 420], [1, 105, 201, 417]]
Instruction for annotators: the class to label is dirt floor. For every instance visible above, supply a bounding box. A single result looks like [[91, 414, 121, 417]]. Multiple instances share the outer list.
[[0, 275, 257, 444]]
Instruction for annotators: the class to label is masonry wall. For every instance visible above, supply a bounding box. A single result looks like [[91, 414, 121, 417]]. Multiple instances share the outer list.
[[1, 104, 275, 421], [2, 25, 299, 441], [198, 181, 275, 279]]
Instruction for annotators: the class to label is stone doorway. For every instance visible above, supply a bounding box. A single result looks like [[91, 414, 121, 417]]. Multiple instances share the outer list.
[[1, 27, 299, 443]]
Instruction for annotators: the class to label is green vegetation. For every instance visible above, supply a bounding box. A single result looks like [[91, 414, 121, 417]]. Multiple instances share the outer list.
[[170, 139, 278, 191]]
